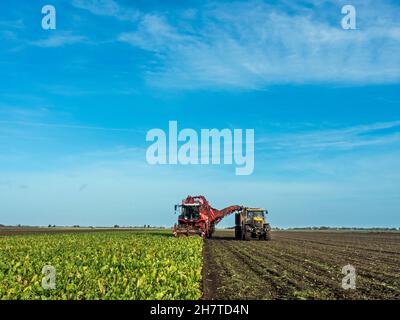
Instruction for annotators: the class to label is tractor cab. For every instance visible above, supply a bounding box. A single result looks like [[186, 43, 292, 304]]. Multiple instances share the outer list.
[[246, 209, 267, 227]]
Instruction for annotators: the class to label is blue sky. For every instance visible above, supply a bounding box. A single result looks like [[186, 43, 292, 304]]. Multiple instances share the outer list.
[[0, 0, 399, 228]]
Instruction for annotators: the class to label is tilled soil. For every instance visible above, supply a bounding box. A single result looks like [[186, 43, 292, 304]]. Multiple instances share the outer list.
[[202, 230, 400, 300]]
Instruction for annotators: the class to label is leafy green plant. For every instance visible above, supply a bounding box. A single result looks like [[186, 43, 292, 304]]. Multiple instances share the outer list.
[[0, 231, 203, 300]]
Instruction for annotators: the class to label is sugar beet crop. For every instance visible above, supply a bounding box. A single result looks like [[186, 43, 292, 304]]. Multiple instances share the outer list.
[[0, 231, 203, 300]]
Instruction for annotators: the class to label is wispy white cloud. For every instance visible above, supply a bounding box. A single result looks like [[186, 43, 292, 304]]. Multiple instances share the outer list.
[[80, 146, 143, 158], [0, 120, 143, 133], [0, 106, 50, 121], [0, 19, 25, 29], [119, 14, 192, 52], [257, 120, 400, 152], [37, 84, 139, 96], [118, 0, 400, 89], [30, 32, 86, 47], [0, 30, 18, 41], [72, 0, 140, 21]]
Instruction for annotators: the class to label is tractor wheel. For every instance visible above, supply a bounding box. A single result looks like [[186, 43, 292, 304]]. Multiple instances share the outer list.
[[264, 230, 271, 241]]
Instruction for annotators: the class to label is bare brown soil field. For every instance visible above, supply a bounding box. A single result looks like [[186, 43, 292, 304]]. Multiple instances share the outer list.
[[202, 230, 400, 300]]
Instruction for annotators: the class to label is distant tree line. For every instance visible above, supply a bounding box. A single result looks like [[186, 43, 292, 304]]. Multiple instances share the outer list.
[[282, 226, 400, 231], [224, 226, 400, 231]]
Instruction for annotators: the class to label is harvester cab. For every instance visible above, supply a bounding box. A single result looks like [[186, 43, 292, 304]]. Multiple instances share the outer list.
[[173, 202, 204, 237], [235, 208, 271, 240], [175, 203, 200, 221]]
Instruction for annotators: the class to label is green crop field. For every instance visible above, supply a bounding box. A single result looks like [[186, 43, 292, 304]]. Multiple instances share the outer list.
[[2, 229, 399, 300], [0, 231, 203, 300]]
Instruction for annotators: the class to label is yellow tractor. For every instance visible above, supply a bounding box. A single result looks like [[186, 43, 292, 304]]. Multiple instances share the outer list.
[[235, 207, 271, 240]]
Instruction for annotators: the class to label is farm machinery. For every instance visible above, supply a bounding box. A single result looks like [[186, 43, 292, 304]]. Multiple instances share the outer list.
[[173, 195, 242, 239], [173, 195, 271, 240], [234, 207, 271, 240]]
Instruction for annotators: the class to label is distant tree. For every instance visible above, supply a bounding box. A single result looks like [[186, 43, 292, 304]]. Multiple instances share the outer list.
[[48, 224, 52, 228], [114, 225, 119, 228]]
